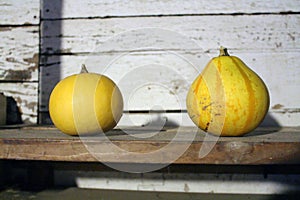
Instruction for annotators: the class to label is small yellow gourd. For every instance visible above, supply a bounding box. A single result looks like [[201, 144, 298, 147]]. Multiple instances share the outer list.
[[186, 47, 270, 136], [49, 65, 123, 136]]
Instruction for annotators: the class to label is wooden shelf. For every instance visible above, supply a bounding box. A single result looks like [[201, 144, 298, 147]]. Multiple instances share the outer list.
[[0, 126, 300, 164]]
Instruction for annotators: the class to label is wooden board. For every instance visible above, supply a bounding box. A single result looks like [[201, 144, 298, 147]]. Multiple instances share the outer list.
[[39, 51, 300, 109], [39, 14, 300, 126], [41, 15, 300, 54], [0, 0, 298, 127], [41, 0, 300, 19], [0, 126, 299, 164], [0, 83, 38, 123], [39, 51, 300, 127], [2, 187, 299, 200], [117, 112, 298, 128], [0, 0, 40, 124], [0, 0, 39, 25], [0, 26, 39, 81]]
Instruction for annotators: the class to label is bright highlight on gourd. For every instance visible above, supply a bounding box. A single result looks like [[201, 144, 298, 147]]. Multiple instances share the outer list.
[[49, 65, 123, 136], [186, 47, 270, 136]]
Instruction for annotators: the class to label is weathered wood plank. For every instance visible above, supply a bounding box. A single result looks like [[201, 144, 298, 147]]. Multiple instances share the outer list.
[[39, 3, 300, 127], [40, 110, 297, 127], [41, 0, 300, 19], [0, 0, 39, 25], [32, 187, 300, 199], [4, 187, 300, 199], [41, 15, 300, 54], [0, 126, 299, 164], [0, 83, 38, 123], [0, 0, 39, 124], [0, 26, 39, 81], [39, 50, 300, 127], [117, 112, 295, 128]]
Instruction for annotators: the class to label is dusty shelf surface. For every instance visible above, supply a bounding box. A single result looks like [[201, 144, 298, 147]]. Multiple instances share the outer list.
[[1, 187, 300, 200], [0, 126, 299, 164]]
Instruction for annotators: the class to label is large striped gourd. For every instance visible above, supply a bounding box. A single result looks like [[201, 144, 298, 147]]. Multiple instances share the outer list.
[[49, 65, 123, 136], [186, 47, 269, 136]]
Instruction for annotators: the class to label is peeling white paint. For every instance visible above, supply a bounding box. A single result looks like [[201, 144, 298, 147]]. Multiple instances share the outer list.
[[55, 171, 300, 194]]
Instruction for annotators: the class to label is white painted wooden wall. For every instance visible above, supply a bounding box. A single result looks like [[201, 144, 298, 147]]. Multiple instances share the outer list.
[[0, 0, 39, 123], [0, 0, 299, 127]]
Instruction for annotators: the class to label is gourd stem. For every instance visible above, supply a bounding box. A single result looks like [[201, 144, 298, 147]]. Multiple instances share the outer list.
[[80, 64, 89, 73], [219, 46, 230, 56]]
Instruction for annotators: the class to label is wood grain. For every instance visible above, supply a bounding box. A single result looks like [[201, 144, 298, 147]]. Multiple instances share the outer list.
[[39, 15, 300, 126], [39, 51, 300, 126], [117, 112, 297, 128], [0, 0, 298, 127], [41, 0, 300, 19], [0, 83, 38, 123], [0, 26, 39, 81], [0, 126, 299, 164], [0, 0, 39, 25], [41, 15, 300, 54], [0, 0, 39, 124], [38, 1, 300, 127]]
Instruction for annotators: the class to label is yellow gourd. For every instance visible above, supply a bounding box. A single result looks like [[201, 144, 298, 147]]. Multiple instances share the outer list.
[[49, 65, 123, 136], [186, 47, 269, 136]]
